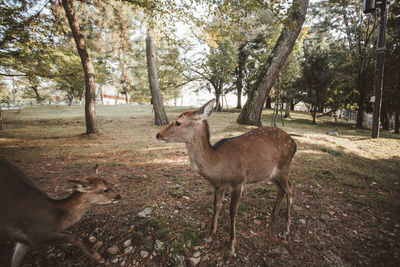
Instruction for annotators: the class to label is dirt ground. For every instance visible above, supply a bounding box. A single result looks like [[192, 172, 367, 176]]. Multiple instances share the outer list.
[[0, 105, 399, 267]]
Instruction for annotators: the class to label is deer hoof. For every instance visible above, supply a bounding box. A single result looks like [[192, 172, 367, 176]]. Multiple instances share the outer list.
[[92, 252, 102, 262], [229, 249, 237, 257]]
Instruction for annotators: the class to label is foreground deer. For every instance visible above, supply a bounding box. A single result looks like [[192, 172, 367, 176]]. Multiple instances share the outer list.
[[157, 99, 297, 256], [0, 159, 121, 267]]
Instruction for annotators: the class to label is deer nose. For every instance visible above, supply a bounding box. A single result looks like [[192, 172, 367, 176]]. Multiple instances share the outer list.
[[115, 194, 121, 200], [156, 133, 160, 139]]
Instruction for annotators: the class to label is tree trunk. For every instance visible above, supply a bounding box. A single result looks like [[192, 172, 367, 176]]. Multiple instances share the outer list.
[[237, 0, 309, 126], [394, 111, 399, 134], [380, 106, 391, 131], [265, 96, 272, 109], [311, 106, 317, 124], [284, 98, 291, 118], [146, 27, 169, 126], [356, 87, 366, 128], [0, 101, 3, 130], [291, 100, 295, 111], [235, 44, 246, 109], [62, 0, 98, 134]]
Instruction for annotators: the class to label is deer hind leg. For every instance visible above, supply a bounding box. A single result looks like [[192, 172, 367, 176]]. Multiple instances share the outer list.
[[11, 242, 30, 267], [271, 181, 285, 221], [205, 188, 225, 243], [49, 233, 102, 263], [229, 185, 243, 257], [281, 179, 293, 240], [273, 172, 293, 241]]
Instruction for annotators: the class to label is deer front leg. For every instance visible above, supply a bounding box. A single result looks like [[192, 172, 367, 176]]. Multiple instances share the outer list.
[[50, 233, 103, 262], [229, 185, 243, 257], [205, 188, 225, 243], [11, 242, 30, 267]]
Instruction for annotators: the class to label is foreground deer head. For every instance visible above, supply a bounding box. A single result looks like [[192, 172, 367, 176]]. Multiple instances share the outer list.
[[157, 99, 297, 256], [0, 159, 121, 267]]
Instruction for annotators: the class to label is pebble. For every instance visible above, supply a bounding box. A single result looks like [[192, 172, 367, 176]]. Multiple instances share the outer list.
[[177, 201, 183, 209], [112, 258, 119, 264], [193, 251, 201, 258], [107, 246, 119, 255], [89, 236, 97, 243], [154, 240, 165, 251], [299, 219, 307, 225], [123, 239, 131, 247], [138, 207, 152, 218], [94, 241, 103, 250], [189, 257, 201, 265], [140, 250, 149, 258], [292, 205, 302, 212], [124, 246, 134, 255], [120, 260, 126, 266], [174, 209, 179, 214]]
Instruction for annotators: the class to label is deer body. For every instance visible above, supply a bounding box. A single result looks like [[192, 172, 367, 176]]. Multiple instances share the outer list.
[[157, 99, 297, 256], [0, 159, 121, 267]]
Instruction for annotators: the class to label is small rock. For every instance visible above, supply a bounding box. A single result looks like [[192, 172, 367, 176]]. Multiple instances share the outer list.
[[176, 201, 183, 209], [254, 219, 262, 225], [193, 251, 201, 258], [138, 207, 152, 218], [124, 246, 134, 255], [174, 210, 179, 214], [140, 250, 149, 258], [292, 205, 302, 212], [112, 258, 119, 264], [182, 196, 190, 200], [190, 257, 201, 265], [107, 246, 118, 255], [298, 219, 306, 225], [89, 236, 97, 243], [129, 225, 135, 230], [327, 131, 339, 136], [154, 240, 165, 252], [120, 260, 126, 266], [94, 241, 103, 250], [185, 240, 192, 248], [123, 239, 131, 247]]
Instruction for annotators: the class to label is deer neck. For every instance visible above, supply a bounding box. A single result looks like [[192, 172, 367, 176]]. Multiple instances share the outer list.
[[185, 120, 217, 178], [54, 192, 92, 231]]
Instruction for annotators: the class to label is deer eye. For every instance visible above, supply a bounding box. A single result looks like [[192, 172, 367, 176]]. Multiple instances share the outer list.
[[103, 189, 109, 193], [175, 121, 181, 126]]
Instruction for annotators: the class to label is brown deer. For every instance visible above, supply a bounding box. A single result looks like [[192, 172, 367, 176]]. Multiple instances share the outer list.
[[156, 99, 297, 256], [0, 159, 121, 267]]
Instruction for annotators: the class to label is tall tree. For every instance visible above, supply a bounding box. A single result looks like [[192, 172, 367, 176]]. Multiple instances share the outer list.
[[237, 0, 309, 126], [146, 27, 169, 125], [61, 0, 98, 134]]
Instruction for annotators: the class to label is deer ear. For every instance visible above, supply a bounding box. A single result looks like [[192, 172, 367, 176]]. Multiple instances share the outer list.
[[193, 99, 215, 120], [68, 179, 91, 192]]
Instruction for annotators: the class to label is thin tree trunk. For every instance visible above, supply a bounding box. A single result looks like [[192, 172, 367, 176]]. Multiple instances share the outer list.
[[235, 44, 246, 109], [356, 88, 365, 128], [265, 96, 272, 109], [394, 111, 400, 134], [237, 0, 309, 126], [284, 98, 291, 118], [0, 100, 3, 130], [62, 0, 98, 134], [312, 106, 317, 124], [146, 27, 169, 126]]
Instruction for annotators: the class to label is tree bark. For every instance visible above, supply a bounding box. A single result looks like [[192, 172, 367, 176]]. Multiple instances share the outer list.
[[235, 44, 246, 109], [0, 100, 3, 130], [356, 87, 366, 128], [284, 98, 291, 118], [394, 111, 400, 134], [265, 96, 272, 109], [237, 0, 309, 126], [146, 28, 169, 125], [62, 0, 98, 134]]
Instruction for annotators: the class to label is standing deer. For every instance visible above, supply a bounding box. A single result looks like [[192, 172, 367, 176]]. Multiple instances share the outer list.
[[156, 99, 297, 256], [0, 159, 121, 267]]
